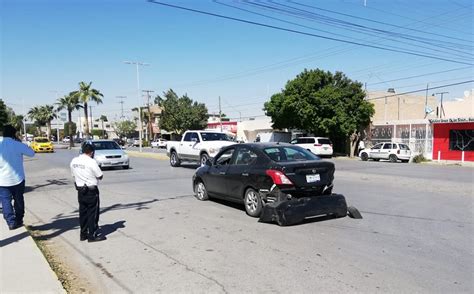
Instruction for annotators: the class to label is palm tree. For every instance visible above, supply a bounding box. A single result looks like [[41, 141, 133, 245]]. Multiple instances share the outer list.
[[28, 105, 56, 138], [71, 81, 103, 138], [28, 106, 46, 136], [40, 105, 57, 139], [56, 93, 82, 148]]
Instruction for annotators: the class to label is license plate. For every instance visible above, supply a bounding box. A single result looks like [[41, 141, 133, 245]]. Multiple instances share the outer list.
[[306, 174, 320, 183]]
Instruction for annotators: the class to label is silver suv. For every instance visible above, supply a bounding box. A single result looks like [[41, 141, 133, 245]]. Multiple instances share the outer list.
[[359, 142, 411, 163]]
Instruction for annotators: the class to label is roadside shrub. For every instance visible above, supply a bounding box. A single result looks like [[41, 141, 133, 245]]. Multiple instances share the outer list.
[[412, 154, 428, 163]]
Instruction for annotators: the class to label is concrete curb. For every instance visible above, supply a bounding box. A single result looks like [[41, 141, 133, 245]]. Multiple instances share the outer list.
[[126, 150, 168, 160], [0, 224, 65, 293]]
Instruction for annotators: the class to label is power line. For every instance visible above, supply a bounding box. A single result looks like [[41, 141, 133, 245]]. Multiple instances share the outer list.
[[147, 1, 473, 66], [366, 66, 472, 86], [366, 80, 474, 101]]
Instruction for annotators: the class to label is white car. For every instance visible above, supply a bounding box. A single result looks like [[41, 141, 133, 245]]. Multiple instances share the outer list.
[[359, 142, 411, 163], [151, 139, 167, 148], [290, 137, 333, 157], [62, 136, 71, 143]]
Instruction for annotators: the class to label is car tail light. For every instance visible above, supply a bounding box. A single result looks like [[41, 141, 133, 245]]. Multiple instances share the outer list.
[[266, 170, 294, 186], [314, 143, 322, 147], [397, 150, 400, 154]]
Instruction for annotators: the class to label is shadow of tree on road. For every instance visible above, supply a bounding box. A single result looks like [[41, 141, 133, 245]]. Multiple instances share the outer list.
[[25, 178, 70, 193]]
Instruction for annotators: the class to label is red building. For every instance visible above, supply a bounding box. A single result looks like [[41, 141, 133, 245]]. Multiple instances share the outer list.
[[431, 118, 474, 162]]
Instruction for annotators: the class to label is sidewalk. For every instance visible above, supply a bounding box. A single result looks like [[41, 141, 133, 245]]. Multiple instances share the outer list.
[[0, 222, 65, 293]]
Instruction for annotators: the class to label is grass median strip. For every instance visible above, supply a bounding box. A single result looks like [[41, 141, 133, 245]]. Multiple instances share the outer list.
[[126, 151, 168, 160]]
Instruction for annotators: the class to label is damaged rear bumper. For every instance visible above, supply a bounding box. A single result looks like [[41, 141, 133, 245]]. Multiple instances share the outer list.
[[259, 194, 348, 226]]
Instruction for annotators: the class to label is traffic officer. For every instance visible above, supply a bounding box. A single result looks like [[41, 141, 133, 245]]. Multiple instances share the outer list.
[[70, 143, 105, 242]]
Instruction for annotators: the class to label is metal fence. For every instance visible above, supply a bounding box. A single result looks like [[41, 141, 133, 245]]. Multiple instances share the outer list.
[[367, 123, 433, 159]]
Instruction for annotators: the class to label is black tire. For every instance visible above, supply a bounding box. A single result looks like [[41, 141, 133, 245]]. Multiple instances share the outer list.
[[360, 152, 369, 161], [194, 180, 209, 201], [244, 188, 262, 217], [170, 151, 181, 167], [200, 153, 209, 166], [389, 154, 398, 163], [347, 206, 363, 219], [123, 165, 129, 169]]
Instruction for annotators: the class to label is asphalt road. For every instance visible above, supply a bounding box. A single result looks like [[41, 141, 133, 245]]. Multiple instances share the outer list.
[[23, 149, 473, 293]]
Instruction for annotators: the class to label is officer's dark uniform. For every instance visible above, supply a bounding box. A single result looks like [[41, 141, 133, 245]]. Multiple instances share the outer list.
[[70, 144, 105, 242]]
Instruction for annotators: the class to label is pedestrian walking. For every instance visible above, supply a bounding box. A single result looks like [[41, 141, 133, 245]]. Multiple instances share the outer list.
[[0, 125, 35, 230], [70, 143, 106, 242]]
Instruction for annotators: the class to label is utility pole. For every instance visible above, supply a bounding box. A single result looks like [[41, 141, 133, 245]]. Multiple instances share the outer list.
[[219, 96, 223, 132], [116, 96, 126, 120], [424, 83, 429, 118], [436, 92, 448, 118], [142, 90, 154, 141], [124, 60, 149, 152]]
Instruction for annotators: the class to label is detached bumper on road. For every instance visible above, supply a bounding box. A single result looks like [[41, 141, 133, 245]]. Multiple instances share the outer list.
[[259, 194, 348, 226]]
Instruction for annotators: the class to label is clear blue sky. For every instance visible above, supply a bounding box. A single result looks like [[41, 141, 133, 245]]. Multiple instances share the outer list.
[[1, 0, 473, 121]]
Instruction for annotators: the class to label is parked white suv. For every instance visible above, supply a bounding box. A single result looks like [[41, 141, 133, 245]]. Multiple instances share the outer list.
[[359, 142, 411, 163], [290, 137, 333, 157]]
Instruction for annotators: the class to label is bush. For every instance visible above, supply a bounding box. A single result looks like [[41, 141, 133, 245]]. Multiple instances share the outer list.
[[412, 154, 428, 163]]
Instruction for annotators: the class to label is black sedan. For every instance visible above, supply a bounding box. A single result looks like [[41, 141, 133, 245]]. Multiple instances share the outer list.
[[192, 143, 348, 226]]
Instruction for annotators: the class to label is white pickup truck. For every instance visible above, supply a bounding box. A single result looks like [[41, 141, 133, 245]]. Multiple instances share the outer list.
[[167, 130, 235, 167]]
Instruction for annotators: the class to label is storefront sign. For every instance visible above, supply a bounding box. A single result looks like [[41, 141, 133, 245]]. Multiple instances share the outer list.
[[429, 117, 474, 123]]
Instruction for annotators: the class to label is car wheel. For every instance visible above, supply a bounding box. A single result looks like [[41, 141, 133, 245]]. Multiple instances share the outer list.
[[123, 165, 129, 169], [170, 151, 180, 167], [194, 180, 209, 201], [244, 188, 262, 217], [200, 153, 209, 166], [360, 152, 369, 161], [389, 154, 398, 163]]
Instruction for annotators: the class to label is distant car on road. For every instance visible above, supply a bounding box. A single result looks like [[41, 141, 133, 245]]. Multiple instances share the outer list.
[[359, 142, 411, 163], [62, 136, 71, 143], [132, 138, 141, 147], [192, 143, 348, 226], [31, 137, 54, 153], [81, 140, 130, 169], [290, 137, 333, 157], [73, 137, 84, 144], [151, 138, 167, 148]]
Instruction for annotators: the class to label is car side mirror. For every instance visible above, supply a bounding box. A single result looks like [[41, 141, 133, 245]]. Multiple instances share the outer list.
[[191, 138, 199, 143], [205, 159, 212, 166]]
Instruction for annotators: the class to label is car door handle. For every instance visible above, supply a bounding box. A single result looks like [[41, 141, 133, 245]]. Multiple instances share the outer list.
[[219, 172, 226, 175], [242, 173, 249, 176]]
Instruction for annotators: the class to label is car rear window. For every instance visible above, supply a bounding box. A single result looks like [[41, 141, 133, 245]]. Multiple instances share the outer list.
[[317, 138, 332, 145], [92, 141, 121, 150], [264, 146, 319, 162], [399, 144, 410, 150]]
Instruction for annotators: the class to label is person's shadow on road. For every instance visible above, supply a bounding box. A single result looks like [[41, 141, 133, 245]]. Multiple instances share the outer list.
[[99, 220, 126, 238]]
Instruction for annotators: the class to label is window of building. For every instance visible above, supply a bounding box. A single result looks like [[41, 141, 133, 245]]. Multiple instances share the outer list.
[[449, 130, 474, 151]]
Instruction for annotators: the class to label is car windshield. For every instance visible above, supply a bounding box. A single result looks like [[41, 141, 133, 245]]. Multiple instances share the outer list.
[[201, 132, 232, 141], [264, 146, 319, 162], [91, 141, 121, 150], [35, 138, 49, 143]]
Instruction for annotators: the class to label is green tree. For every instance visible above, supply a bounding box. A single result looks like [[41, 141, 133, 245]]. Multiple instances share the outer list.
[[157, 89, 208, 135], [27, 105, 57, 138], [264, 69, 374, 156], [113, 120, 137, 138], [97, 115, 108, 138], [71, 81, 103, 138], [0, 99, 10, 130], [63, 122, 77, 137], [28, 106, 47, 136], [56, 93, 82, 147]]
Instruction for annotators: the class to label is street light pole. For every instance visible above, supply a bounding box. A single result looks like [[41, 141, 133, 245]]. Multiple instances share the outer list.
[[124, 61, 149, 152]]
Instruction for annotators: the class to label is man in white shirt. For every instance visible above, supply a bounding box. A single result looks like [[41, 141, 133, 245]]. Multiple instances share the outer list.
[[0, 125, 35, 230], [70, 143, 105, 242]]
